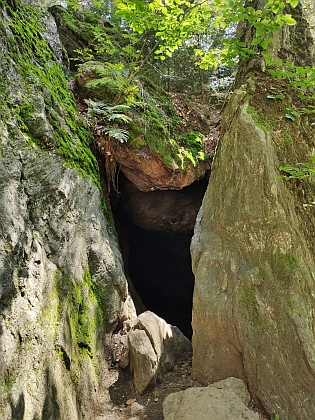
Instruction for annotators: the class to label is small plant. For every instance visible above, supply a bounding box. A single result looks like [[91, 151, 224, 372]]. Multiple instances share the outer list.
[[85, 99, 132, 142], [86, 99, 132, 123], [267, 61, 315, 102], [170, 131, 207, 169], [284, 107, 299, 121], [279, 155, 315, 180], [266, 87, 286, 100], [102, 127, 129, 143], [280, 156, 315, 208]]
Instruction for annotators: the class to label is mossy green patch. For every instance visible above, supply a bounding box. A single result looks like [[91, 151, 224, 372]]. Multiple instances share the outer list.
[[77, 60, 208, 170], [238, 251, 299, 334], [2, 3, 101, 189], [246, 104, 275, 132], [282, 128, 294, 148], [40, 265, 109, 384], [258, 252, 299, 284], [238, 285, 263, 332], [54, 267, 105, 357], [51, 5, 107, 45]]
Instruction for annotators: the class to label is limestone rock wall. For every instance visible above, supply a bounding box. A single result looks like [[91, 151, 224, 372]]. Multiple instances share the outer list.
[[191, 79, 315, 419], [0, 3, 127, 419]]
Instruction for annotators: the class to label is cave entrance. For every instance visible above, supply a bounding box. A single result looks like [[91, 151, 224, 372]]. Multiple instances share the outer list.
[[111, 173, 208, 339]]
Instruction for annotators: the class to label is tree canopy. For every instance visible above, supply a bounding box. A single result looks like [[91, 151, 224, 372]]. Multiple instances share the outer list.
[[114, 0, 299, 67]]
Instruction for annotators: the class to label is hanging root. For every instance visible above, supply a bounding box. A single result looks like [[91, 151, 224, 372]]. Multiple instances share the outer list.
[[97, 136, 120, 195]]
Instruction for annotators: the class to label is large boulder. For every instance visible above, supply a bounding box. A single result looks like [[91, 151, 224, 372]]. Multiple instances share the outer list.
[[128, 311, 192, 394], [108, 140, 210, 192], [163, 377, 259, 420], [191, 77, 315, 419]]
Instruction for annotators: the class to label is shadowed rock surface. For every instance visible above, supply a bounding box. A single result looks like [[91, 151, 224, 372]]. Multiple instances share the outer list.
[[128, 311, 192, 394], [0, 4, 127, 419]]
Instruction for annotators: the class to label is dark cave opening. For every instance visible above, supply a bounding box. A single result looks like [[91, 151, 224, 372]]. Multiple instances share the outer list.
[[111, 173, 208, 339], [128, 224, 194, 338]]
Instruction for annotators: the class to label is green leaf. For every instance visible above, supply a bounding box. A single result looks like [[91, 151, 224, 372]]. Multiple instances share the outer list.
[[252, 37, 263, 45], [287, 0, 298, 7], [108, 113, 132, 123], [285, 113, 296, 121], [261, 37, 274, 49], [284, 14, 296, 25], [103, 128, 129, 143]]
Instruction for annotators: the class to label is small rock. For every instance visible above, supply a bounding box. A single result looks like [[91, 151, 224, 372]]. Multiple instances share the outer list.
[[126, 398, 136, 405], [130, 402, 144, 416]]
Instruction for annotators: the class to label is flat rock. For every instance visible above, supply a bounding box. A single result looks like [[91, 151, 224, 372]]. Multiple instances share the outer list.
[[163, 378, 259, 420], [208, 377, 251, 406]]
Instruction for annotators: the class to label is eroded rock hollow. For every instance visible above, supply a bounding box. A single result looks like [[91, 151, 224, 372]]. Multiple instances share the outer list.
[[110, 173, 208, 338]]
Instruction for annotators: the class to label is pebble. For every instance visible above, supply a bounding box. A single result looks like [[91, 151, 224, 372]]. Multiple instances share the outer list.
[[130, 402, 144, 416]]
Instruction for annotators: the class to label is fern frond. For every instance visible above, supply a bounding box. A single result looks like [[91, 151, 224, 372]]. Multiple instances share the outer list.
[[86, 100, 131, 122], [108, 104, 132, 112], [103, 127, 129, 143], [108, 113, 132, 123]]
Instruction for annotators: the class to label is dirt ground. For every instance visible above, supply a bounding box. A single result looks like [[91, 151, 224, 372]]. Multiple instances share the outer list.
[[96, 348, 269, 420], [96, 350, 196, 420]]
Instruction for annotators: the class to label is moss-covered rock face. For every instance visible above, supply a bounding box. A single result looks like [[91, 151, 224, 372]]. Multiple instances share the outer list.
[[75, 62, 210, 172], [48, 6, 211, 186], [48, 5, 111, 70], [0, 2, 127, 419], [191, 75, 315, 419]]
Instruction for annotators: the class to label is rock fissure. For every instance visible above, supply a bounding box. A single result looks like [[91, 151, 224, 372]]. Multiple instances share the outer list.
[[109, 172, 209, 339]]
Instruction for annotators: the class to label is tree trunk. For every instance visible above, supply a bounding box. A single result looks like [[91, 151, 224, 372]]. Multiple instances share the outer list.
[[235, 0, 314, 87], [191, 3, 315, 419]]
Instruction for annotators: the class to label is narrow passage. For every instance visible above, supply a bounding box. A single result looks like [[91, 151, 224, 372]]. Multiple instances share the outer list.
[[110, 173, 208, 338]]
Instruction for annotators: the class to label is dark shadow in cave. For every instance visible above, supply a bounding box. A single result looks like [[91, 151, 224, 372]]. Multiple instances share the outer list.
[[128, 224, 194, 338], [111, 173, 208, 339]]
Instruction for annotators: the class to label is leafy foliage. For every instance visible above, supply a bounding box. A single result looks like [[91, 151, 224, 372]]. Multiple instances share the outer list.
[[114, 0, 299, 69], [171, 131, 206, 169], [86, 99, 132, 142], [268, 61, 315, 96], [67, 0, 314, 173], [264, 60, 315, 121], [103, 127, 130, 142], [86, 99, 132, 122], [280, 156, 315, 180]]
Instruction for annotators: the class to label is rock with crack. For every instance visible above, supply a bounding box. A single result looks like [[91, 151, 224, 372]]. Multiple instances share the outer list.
[[163, 377, 259, 420], [127, 311, 192, 394]]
